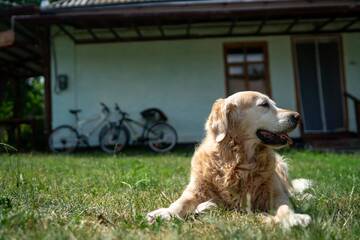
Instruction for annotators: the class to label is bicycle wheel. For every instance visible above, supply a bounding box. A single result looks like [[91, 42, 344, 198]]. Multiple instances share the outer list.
[[146, 122, 177, 153], [99, 125, 130, 154], [48, 125, 79, 153]]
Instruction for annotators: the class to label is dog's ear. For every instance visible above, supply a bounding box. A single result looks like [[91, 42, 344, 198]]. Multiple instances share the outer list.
[[206, 98, 234, 142]]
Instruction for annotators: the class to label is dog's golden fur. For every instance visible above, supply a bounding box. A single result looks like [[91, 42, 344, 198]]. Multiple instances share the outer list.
[[147, 91, 311, 228]]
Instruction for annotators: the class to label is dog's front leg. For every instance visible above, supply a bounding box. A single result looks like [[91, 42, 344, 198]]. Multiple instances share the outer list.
[[268, 175, 311, 229], [147, 183, 205, 222]]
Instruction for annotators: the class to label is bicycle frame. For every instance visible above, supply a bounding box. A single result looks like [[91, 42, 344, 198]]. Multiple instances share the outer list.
[[113, 104, 172, 146], [75, 110, 110, 140], [116, 115, 152, 143]]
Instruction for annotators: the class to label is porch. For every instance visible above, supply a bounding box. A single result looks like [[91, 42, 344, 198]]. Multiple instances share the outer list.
[[1, 0, 360, 150]]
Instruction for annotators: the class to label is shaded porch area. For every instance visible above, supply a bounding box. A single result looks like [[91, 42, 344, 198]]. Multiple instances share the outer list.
[[0, 6, 50, 150]]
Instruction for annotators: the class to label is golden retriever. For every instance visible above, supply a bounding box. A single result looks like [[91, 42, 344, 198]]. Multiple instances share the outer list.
[[147, 91, 311, 228]]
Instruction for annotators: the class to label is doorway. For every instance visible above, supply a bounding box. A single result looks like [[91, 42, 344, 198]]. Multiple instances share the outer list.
[[293, 36, 347, 134]]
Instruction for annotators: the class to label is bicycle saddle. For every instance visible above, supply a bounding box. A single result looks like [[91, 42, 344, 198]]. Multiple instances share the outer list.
[[69, 109, 81, 115]]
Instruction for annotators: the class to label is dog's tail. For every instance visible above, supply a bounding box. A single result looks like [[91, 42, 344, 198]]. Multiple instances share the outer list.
[[290, 178, 313, 200], [291, 178, 312, 194]]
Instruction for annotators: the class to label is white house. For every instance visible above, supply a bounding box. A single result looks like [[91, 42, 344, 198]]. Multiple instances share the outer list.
[[16, 0, 360, 146]]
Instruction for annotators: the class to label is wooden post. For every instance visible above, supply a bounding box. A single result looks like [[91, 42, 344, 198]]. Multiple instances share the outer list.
[[344, 92, 360, 137], [0, 77, 4, 101], [13, 78, 21, 119], [41, 28, 52, 140], [356, 101, 360, 137]]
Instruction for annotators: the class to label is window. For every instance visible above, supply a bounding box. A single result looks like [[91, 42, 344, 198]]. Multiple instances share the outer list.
[[223, 42, 271, 96]]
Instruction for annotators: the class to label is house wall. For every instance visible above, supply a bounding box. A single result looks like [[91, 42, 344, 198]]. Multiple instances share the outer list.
[[342, 33, 360, 132], [52, 30, 359, 145]]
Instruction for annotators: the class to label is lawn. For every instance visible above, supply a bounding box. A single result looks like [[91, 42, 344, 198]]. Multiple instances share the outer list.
[[0, 149, 359, 239]]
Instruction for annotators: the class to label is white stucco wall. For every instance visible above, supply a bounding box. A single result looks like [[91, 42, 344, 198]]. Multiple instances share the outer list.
[[343, 33, 360, 132], [51, 32, 304, 145]]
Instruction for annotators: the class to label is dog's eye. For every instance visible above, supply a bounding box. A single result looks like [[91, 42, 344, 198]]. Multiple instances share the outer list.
[[259, 102, 270, 108]]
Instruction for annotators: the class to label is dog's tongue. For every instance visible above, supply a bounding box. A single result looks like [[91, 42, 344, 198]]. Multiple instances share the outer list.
[[279, 133, 293, 145], [256, 130, 293, 146]]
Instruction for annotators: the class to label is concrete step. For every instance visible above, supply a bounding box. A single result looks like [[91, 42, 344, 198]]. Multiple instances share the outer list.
[[305, 138, 360, 153]]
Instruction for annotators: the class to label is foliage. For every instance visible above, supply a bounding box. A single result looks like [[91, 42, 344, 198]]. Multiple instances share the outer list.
[[0, 77, 44, 149], [0, 149, 359, 239], [24, 77, 44, 117], [0, 0, 41, 6], [0, 99, 13, 120], [0, 77, 44, 119]]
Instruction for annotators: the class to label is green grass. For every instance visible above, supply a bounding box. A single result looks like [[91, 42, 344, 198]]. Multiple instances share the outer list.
[[0, 149, 359, 239]]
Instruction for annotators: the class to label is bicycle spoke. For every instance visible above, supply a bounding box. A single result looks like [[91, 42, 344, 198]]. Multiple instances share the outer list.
[[100, 126, 128, 154], [49, 126, 78, 153], [147, 123, 177, 153]]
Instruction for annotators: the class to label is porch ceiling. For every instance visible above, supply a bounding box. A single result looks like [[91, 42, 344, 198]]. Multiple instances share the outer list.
[[0, 6, 44, 79], [14, 0, 360, 44], [51, 17, 360, 45]]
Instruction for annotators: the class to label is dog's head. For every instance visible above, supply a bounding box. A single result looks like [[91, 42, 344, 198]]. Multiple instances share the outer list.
[[206, 91, 300, 148]]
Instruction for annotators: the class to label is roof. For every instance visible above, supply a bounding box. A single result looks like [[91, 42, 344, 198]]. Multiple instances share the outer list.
[[49, 0, 203, 9], [41, 0, 360, 21], [48, 0, 347, 10], [33, 0, 360, 23], [11, 0, 360, 45], [51, 0, 170, 7]]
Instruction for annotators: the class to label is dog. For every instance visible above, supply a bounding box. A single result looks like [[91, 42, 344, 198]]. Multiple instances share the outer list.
[[147, 91, 312, 229]]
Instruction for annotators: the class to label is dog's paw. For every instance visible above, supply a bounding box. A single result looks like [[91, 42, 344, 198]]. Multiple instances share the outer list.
[[260, 213, 276, 227], [146, 208, 173, 223], [291, 178, 313, 195], [278, 213, 311, 229], [195, 201, 217, 214]]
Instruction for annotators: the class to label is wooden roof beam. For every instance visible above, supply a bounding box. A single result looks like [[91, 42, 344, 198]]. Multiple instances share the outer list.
[[341, 17, 359, 31], [57, 24, 78, 43], [134, 26, 143, 38], [0, 54, 39, 65], [255, 19, 266, 34], [0, 51, 41, 75], [87, 28, 99, 41], [74, 27, 360, 44], [109, 27, 121, 40], [0, 59, 39, 76], [314, 18, 335, 32], [6, 19, 39, 44], [285, 18, 299, 33], [0, 48, 25, 61], [158, 25, 165, 37], [228, 19, 237, 35], [15, 45, 41, 59]]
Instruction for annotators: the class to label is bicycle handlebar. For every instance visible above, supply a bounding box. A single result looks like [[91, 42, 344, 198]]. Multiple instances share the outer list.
[[115, 103, 121, 112], [114, 103, 128, 117], [100, 102, 110, 114], [99, 102, 129, 117]]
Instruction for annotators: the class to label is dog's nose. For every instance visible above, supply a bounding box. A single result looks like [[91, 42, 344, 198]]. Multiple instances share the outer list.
[[290, 112, 301, 124]]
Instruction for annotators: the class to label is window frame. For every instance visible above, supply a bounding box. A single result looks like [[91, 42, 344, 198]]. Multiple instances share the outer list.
[[223, 42, 272, 97]]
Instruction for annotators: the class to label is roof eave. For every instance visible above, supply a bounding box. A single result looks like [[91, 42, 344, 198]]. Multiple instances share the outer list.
[[40, 0, 360, 14], [15, 1, 360, 27], [0, 5, 39, 17]]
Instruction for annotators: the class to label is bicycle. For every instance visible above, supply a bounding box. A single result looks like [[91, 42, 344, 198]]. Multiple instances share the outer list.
[[48, 103, 111, 153], [99, 104, 177, 153]]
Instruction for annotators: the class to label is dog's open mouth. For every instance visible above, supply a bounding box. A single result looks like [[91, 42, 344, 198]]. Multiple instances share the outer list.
[[256, 129, 293, 146]]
